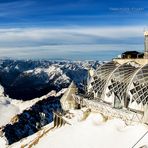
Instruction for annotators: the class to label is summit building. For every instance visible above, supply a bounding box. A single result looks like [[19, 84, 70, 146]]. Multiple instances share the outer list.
[[72, 32, 148, 124]]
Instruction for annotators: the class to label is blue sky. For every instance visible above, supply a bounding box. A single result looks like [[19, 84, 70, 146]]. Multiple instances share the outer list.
[[0, 0, 148, 60]]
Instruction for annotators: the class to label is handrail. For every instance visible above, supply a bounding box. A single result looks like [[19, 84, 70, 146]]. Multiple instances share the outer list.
[[72, 94, 145, 125]]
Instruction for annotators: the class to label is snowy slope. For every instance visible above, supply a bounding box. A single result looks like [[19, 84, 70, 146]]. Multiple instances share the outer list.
[[0, 88, 66, 128], [0, 88, 67, 145], [5, 111, 148, 148], [0, 85, 4, 97], [11, 88, 67, 113], [0, 85, 4, 96], [0, 84, 20, 127], [34, 112, 148, 148], [0, 97, 20, 127]]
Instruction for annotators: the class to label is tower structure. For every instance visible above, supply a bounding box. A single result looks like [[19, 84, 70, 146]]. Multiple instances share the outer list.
[[144, 31, 148, 58]]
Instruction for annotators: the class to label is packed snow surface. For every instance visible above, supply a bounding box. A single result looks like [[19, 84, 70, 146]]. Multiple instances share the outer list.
[[35, 112, 148, 148]]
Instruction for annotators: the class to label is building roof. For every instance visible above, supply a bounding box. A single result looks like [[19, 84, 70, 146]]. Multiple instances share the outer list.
[[122, 51, 142, 55]]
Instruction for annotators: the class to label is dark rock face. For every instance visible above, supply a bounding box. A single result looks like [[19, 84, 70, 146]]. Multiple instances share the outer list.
[[3, 96, 62, 145], [0, 60, 50, 100], [5, 81, 61, 101], [62, 65, 88, 85]]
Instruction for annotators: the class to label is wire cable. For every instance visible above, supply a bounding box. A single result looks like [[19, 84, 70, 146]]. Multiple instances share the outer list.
[[132, 131, 148, 148]]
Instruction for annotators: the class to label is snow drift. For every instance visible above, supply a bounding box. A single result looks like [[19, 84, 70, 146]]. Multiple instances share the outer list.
[[35, 112, 148, 148]]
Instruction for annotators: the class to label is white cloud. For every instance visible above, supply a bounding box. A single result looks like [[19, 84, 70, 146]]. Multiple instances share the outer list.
[[0, 26, 145, 59], [0, 26, 144, 41]]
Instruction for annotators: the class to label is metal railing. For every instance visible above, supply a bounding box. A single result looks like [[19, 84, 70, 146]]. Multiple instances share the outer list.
[[72, 94, 144, 125]]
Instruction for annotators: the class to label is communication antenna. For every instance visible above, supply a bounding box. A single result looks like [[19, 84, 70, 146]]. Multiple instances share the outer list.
[[143, 26, 148, 58]]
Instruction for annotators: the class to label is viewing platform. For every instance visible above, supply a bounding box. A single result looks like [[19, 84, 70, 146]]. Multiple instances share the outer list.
[[113, 58, 148, 66], [72, 94, 146, 125]]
